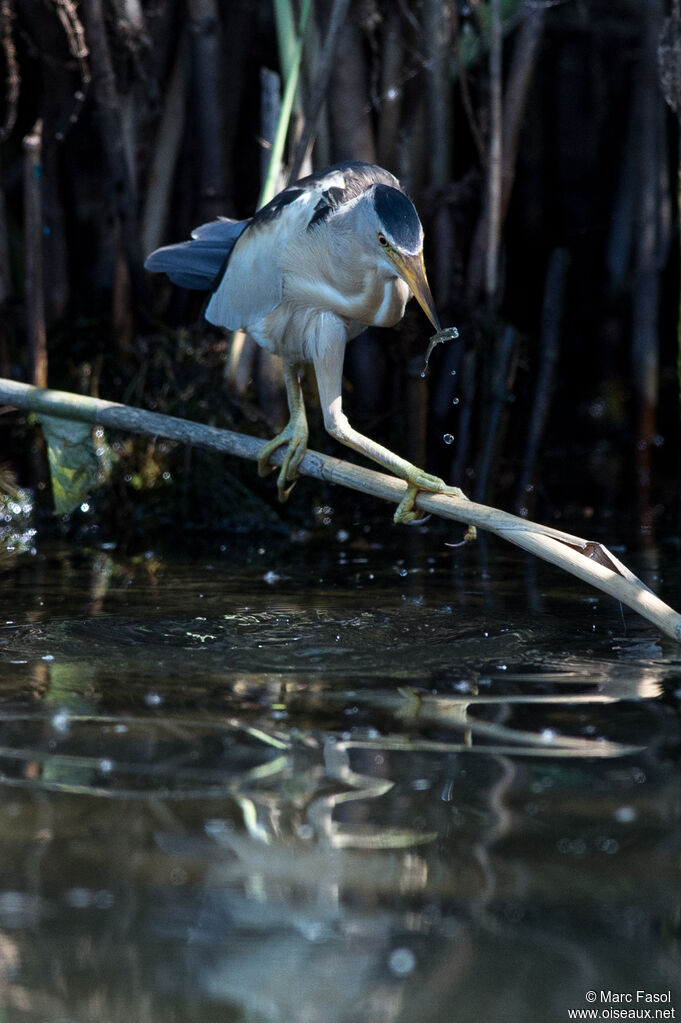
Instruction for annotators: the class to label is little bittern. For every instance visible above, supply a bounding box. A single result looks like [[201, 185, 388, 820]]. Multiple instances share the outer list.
[[145, 160, 467, 523]]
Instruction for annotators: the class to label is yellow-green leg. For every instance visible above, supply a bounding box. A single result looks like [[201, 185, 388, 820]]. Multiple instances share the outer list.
[[312, 337, 475, 537], [257, 362, 309, 501]]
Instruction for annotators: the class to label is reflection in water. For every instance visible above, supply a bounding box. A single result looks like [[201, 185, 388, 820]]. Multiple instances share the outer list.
[[0, 537, 680, 1022]]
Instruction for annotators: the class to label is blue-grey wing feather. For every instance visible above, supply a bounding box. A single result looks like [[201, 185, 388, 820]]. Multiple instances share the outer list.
[[144, 218, 249, 290]]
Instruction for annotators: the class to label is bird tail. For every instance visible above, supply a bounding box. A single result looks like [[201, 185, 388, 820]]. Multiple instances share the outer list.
[[144, 218, 250, 290]]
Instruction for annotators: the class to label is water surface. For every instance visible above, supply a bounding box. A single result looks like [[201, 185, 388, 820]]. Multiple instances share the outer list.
[[1, 527, 680, 1022]]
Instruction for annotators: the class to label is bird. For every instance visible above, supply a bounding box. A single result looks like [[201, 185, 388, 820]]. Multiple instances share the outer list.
[[145, 160, 468, 524]]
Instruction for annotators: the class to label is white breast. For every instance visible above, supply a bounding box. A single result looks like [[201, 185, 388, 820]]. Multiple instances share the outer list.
[[212, 182, 413, 357], [281, 223, 411, 328]]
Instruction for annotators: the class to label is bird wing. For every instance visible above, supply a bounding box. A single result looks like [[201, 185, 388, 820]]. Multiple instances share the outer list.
[[203, 188, 309, 330], [144, 218, 249, 291], [147, 163, 402, 329], [204, 176, 346, 330]]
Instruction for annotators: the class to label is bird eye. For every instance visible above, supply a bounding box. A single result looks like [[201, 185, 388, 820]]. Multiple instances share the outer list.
[[378, 233, 388, 247]]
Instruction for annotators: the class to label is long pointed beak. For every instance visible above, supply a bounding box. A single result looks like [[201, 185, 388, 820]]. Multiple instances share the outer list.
[[390, 250, 441, 331]]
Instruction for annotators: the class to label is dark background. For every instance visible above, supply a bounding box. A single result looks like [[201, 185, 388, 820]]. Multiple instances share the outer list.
[[1, 0, 680, 544]]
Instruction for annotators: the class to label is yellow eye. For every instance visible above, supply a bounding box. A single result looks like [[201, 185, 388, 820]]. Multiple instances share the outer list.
[[378, 233, 389, 247]]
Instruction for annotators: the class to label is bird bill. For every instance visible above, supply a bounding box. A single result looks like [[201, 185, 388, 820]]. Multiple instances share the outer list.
[[388, 250, 441, 332]]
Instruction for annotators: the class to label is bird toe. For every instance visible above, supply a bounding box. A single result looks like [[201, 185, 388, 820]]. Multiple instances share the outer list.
[[393, 471, 476, 538], [393, 484, 421, 525], [257, 437, 280, 478], [278, 477, 298, 502]]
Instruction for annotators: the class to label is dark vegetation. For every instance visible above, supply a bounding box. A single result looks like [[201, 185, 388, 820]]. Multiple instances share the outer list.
[[1, 0, 680, 545]]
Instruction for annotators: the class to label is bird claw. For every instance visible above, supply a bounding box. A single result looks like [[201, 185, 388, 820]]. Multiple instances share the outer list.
[[277, 474, 298, 502], [407, 513, 432, 526], [257, 423, 308, 503]]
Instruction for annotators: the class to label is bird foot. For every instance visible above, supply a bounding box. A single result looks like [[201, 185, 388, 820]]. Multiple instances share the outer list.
[[257, 418, 309, 502], [394, 470, 477, 541]]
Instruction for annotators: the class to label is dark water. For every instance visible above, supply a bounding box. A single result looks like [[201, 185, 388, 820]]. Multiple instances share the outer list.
[[1, 526, 681, 1023]]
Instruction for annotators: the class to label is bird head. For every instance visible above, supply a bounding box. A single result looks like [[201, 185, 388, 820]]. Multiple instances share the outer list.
[[369, 184, 441, 332]]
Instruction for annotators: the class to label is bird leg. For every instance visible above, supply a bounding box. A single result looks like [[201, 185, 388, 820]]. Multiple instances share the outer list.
[[257, 362, 309, 501], [312, 341, 475, 534]]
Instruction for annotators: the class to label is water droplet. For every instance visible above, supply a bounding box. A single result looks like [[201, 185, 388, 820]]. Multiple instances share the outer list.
[[420, 370, 426, 379], [452, 397, 460, 405], [443, 433, 455, 445], [52, 711, 70, 735], [66, 887, 93, 908], [389, 947, 416, 977], [95, 890, 115, 909], [204, 819, 228, 837], [450, 369, 457, 376], [595, 836, 619, 854]]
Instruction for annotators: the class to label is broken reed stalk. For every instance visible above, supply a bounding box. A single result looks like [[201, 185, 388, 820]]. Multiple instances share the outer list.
[[467, 4, 545, 301], [1, 377, 680, 643], [288, 0, 352, 182], [0, 0, 19, 144], [475, 324, 516, 503], [188, 0, 228, 223], [485, 0, 503, 307], [514, 249, 567, 513], [424, 0, 452, 188], [226, 0, 311, 403], [22, 121, 47, 389], [259, 0, 312, 208], [78, 0, 147, 310], [632, 0, 664, 533], [140, 32, 187, 258]]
